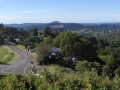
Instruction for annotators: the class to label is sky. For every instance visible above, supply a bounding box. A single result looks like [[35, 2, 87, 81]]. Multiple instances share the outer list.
[[0, 0, 120, 24]]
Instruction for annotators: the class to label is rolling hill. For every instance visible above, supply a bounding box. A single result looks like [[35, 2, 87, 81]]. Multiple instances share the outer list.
[[4, 21, 120, 31]]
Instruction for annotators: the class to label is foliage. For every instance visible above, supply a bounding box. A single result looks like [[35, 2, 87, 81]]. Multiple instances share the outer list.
[[75, 61, 102, 74], [36, 36, 53, 64], [115, 67, 120, 75], [44, 27, 52, 36], [0, 23, 4, 34], [1, 69, 120, 90], [9, 36, 15, 43], [53, 32, 97, 61], [0, 35, 4, 46], [22, 36, 41, 49], [106, 52, 118, 69], [32, 28, 38, 36]]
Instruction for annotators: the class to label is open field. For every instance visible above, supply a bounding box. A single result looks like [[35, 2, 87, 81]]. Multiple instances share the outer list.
[[0, 45, 18, 64]]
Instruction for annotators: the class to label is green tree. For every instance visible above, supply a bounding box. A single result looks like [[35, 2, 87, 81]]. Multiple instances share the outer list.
[[33, 28, 38, 36], [75, 61, 101, 73], [44, 27, 52, 36], [107, 52, 118, 69], [0, 35, 4, 46], [53, 32, 97, 61], [36, 36, 53, 64], [36, 42, 51, 64], [9, 36, 15, 43], [44, 36, 53, 45], [54, 32, 80, 56], [0, 23, 4, 33]]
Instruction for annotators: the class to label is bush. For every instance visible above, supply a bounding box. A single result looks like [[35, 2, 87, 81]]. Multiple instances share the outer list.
[[75, 60, 102, 74], [1, 70, 120, 89], [36, 54, 49, 65], [115, 67, 120, 75]]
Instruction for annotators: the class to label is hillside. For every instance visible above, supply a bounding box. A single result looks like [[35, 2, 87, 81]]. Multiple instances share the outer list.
[[4, 21, 120, 31]]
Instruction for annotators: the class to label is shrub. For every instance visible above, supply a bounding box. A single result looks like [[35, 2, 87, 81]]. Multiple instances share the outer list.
[[75, 60, 102, 74], [115, 67, 120, 75], [1, 70, 120, 89]]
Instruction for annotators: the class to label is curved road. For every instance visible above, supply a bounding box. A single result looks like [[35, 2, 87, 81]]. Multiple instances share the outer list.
[[0, 41, 33, 75]]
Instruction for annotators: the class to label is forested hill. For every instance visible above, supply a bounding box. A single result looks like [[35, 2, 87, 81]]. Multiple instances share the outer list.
[[4, 21, 120, 31]]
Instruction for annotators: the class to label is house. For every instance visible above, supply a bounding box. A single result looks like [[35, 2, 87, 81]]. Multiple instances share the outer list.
[[50, 47, 60, 53], [49, 47, 60, 60], [14, 38, 19, 42]]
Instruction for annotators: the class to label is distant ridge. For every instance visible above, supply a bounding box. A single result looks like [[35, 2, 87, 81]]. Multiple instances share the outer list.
[[4, 21, 83, 30], [5, 23, 44, 28], [4, 21, 120, 31], [50, 21, 61, 24]]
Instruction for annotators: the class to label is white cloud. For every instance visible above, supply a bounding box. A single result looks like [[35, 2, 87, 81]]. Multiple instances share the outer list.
[[15, 11, 35, 14], [14, 9, 53, 14], [1, 13, 120, 24], [102, 14, 120, 18], [0, 15, 34, 23]]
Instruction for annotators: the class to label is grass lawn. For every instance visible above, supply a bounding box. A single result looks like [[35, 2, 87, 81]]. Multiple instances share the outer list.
[[0, 45, 19, 64], [16, 44, 26, 51]]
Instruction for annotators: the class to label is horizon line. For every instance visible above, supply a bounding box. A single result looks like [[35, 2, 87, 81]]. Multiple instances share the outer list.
[[3, 21, 120, 24]]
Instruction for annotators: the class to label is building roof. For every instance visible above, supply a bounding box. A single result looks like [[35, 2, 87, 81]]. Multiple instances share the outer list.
[[50, 47, 60, 52]]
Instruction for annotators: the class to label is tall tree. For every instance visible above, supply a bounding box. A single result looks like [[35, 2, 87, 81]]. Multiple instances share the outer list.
[[36, 36, 53, 64], [0, 23, 4, 34], [107, 52, 118, 69], [33, 28, 38, 36], [0, 35, 4, 46], [44, 27, 52, 36]]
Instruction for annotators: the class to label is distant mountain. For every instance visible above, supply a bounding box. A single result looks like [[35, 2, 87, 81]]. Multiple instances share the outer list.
[[4, 22, 83, 30], [81, 23, 100, 26], [50, 21, 61, 24], [4, 23, 44, 28], [4, 21, 120, 31]]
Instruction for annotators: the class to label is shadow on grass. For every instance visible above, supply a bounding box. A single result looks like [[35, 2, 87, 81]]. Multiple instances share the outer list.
[[0, 62, 10, 65], [0, 74, 5, 78], [39, 58, 66, 68]]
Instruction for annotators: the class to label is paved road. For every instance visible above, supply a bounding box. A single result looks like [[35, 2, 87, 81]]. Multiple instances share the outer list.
[[0, 41, 33, 75]]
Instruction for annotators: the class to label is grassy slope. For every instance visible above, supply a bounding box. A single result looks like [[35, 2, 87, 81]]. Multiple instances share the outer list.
[[36, 64, 74, 75], [16, 44, 26, 51], [0, 45, 19, 64]]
